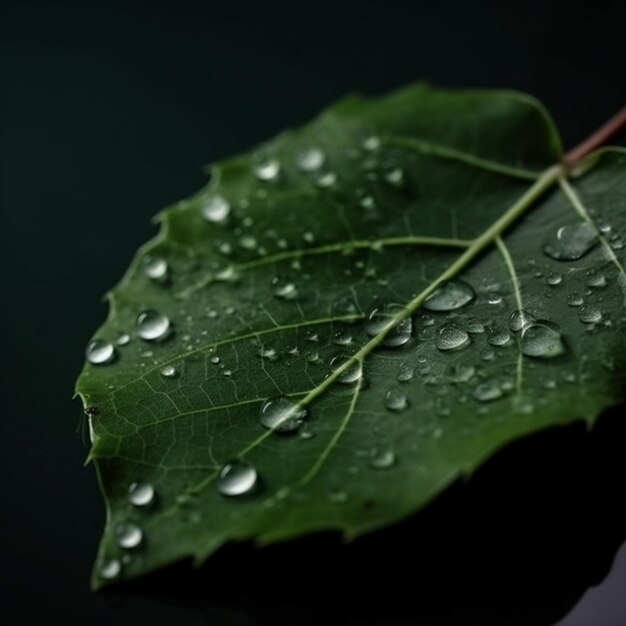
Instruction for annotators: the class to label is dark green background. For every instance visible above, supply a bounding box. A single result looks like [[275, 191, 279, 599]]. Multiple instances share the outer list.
[[1, 1, 625, 624]]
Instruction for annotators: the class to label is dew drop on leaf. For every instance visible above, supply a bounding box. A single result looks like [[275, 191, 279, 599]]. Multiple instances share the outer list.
[[473, 381, 503, 402], [136, 310, 170, 341], [520, 324, 565, 358], [116, 333, 131, 346], [253, 158, 280, 181], [385, 387, 408, 412], [369, 448, 396, 470], [217, 460, 257, 496], [488, 327, 511, 346], [86, 340, 115, 365], [201, 195, 231, 223], [365, 306, 412, 347], [546, 272, 562, 286], [98, 558, 121, 580], [543, 223, 598, 261], [295, 147, 325, 172], [273, 282, 298, 300], [128, 482, 155, 507], [116, 523, 143, 549], [160, 365, 177, 378], [509, 309, 535, 332], [435, 325, 470, 351], [423, 280, 475, 311], [566, 292, 584, 307], [397, 363, 414, 382], [579, 305, 603, 323], [143, 256, 168, 280], [259, 397, 307, 433]]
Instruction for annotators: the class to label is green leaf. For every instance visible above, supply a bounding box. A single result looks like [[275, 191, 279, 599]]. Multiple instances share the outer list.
[[76, 84, 626, 588]]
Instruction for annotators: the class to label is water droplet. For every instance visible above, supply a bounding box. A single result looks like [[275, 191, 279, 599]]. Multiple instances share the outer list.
[[488, 326, 511, 346], [273, 282, 298, 300], [239, 235, 258, 250], [365, 306, 412, 347], [435, 325, 470, 351], [335, 357, 362, 384], [116, 523, 143, 549], [160, 365, 177, 378], [86, 340, 115, 365], [487, 293, 503, 305], [259, 396, 307, 433], [254, 158, 280, 181], [295, 147, 325, 171], [509, 309, 535, 332], [544, 223, 598, 261], [464, 317, 485, 333], [384, 168, 404, 186], [116, 333, 131, 346], [143, 256, 168, 279], [99, 558, 121, 580], [332, 330, 352, 346], [397, 363, 414, 382], [128, 482, 155, 507], [566, 292, 584, 307], [328, 487, 348, 503], [369, 448, 396, 470], [136, 310, 170, 341], [202, 195, 231, 223], [316, 172, 337, 187], [586, 272, 607, 288], [359, 195, 376, 210], [473, 381, 503, 402], [424, 281, 475, 311], [520, 324, 565, 358], [385, 388, 408, 412], [579, 305, 602, 323], [217, 460, 257, 496], [546, 272, 562, 286]]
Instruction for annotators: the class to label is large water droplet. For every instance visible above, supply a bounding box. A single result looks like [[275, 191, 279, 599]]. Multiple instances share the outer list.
[[259, 397, 307, 433], [544, 223, 598, 261], [579, 305, 602, 323], [217, 460, 257, 496], [435, 325, 470, 351], [385, 388, 408, 412], [202, 195, 231, 223], [116, 523, 143, 549], [98, 558, 121, 580], [143, 256, 168, 280], [521, 324, 565, 358], [128, 482, 155, 507], [136, 310, 170, 341], [254, 158, 280, 181], [509, 309, 535, 332], [423, 281, 475, 312], [295, 147, 325, 171], [365, 306, 412, 347]]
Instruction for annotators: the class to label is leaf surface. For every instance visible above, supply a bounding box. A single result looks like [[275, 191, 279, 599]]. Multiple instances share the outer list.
[[75, 85, 626, 587]]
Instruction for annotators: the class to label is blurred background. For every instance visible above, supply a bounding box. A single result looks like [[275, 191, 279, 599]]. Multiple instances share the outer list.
[[1, 1, 625, 624]]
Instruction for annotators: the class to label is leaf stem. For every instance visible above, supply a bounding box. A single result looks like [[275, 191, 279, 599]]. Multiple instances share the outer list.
[[563, 104, 626, 168]]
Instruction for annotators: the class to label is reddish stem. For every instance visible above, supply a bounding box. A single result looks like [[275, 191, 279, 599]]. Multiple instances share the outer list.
[[564, 105, 626, 168]]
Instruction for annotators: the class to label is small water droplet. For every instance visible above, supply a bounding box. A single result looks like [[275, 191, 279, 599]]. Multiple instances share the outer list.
[[544, 223, 598, 261], [273, 282, 298, 300], [136, 310, 170, 341], [334, 357, 362, 384], [359, 195, 376, 210], [473, 381, 503, 402], [546, 272, 562, 286], [488, 327, 511, 346], [579, 305, 603, 323], [295, 147, 325, 171], [385, 388, 408, 412], [116, 523, 143, 549], [566, 292, 584, 307], [128, 482, 155, 507], [202, 195, 231, 223], [369, 448, 396, 470], [160, 365, 177, 378], [435, 325, 470, 351], [586, 272, 607, 288], [332, 330, 352, 346], [365, 306, 412, 347], [99, 558, 121, 580], [450, 363, 475, 382], [217, 460, 257, 496], [424, 281, 475, 312], [509, 309, 535, 332], [487, 293, 503, 305], [239, 235, 258, 250], [254, 158, 280, 181], [384, 168, 404, 186], [316, 172, 337, 187], [363, 136, 381, 151], [521, 324, 565, 358], [143, 256, 168, 280], [464, 317, 485, 334], [86, 340, 115, 365], [116, 333, 131, 346], [259, 397, 307, 433]]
